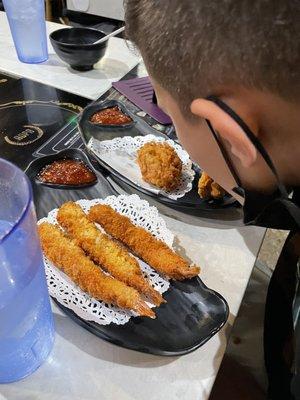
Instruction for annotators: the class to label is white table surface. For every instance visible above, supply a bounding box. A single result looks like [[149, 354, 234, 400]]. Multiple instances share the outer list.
[[0, 14, 266, 400], [0, 12, 140, 100]]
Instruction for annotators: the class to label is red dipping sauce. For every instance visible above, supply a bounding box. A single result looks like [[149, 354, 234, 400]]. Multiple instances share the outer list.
[[38, 159, 96, 186], [90, 106, 132, 125]]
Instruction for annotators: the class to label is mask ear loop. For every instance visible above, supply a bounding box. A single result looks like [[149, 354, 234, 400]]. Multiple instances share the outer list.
[[206, 95, 290, 199]]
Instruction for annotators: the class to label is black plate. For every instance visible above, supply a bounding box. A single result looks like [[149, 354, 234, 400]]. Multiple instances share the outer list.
[[26, 151, 229, 356], [78, 100, 237, 210], [26, 148, 98, 190], [54, 276, 228, 356], [108, 172, 243, 217]]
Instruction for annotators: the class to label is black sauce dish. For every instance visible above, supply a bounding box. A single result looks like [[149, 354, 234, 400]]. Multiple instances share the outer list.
[[79, 100, 137, 145], [50, 27, 108, 71], [85, 100, 136, 129], [25, 148, 98, 190]]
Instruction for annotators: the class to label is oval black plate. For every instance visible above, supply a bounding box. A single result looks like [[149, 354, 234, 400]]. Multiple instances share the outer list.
[[54, 276, 229, 356], [26, 154, 229, 356], [78, 100, 237, 210]]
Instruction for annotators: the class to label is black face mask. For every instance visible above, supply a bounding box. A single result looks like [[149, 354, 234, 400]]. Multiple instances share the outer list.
[[206, 96, 300, 231]]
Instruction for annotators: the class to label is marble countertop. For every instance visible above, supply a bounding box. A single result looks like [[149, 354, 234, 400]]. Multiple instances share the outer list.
[[0, 13, 266, 400], [0, 12, 140, 100]]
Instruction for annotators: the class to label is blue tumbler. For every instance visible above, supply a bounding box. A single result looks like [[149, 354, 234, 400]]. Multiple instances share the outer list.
[[3, 0, 48, 63], [0, 159, 54, 383]]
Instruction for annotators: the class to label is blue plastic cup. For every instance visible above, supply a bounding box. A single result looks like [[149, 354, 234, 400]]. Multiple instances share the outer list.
[[3, 0, 48, 63], [0, 159, 54, 383]]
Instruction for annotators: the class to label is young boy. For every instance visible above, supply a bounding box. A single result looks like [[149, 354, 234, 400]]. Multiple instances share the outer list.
[[124, 1, 300, 399]]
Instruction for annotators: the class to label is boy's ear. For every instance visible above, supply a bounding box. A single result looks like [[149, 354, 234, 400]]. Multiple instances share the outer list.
[[190, 99, 257, 168]]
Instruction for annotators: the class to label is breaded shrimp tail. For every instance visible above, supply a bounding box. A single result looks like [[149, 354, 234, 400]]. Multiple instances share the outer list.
[[88, 205, 200, 281], [38, 222, 155, 318], [57, 202, 164, 306]]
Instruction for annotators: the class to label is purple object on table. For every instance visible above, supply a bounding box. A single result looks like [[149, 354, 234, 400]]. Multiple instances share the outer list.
[[113, 76, 172, 125]]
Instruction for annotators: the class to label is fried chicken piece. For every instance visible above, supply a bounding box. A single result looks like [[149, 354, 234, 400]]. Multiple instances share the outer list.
[[57, 202, 164, 306], [198, 172, 225, 199], [197, 172, 213, 199], [211, 181, 225, 199], [38, 222, 155, 318], [137, 141, 182, 191], [89, 204, 200, 281]]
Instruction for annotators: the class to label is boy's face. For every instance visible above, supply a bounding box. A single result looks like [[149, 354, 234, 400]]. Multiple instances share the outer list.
[[153, 82, 240, 200]]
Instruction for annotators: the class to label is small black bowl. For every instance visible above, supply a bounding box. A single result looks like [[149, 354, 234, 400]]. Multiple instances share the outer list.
[[85, 100, 136, 129], [50, 27, 108, 71], [25, 148, 98, 190]]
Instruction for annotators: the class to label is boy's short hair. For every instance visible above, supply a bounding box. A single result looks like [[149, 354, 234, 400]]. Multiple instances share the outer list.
[[125, 0, 300, 114]]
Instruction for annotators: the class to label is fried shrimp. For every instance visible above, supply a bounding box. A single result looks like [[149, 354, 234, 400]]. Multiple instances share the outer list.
[[57, 202, 164, 306], [137, 141, 182, 191], [89, 204, 200, 280], [38, 222, 155, 318]]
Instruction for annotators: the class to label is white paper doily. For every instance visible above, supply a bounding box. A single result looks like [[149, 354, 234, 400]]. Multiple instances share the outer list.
[[39, 194, 172, 326], [88, 134, 195, 200]]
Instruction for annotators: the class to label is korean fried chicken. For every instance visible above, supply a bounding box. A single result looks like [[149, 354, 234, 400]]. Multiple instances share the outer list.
[[38, 222, 155, 318], [89, 204, 200, 281], [198, 172, 225, 199], [57, 202, 164, 306], [137, 141, 182, 191]]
